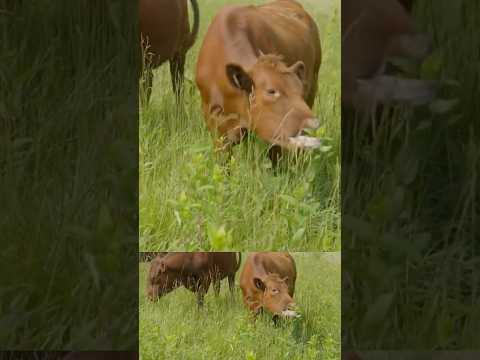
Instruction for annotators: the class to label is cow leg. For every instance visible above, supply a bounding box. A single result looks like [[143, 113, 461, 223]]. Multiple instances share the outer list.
[[227, 274, 235, 295], [196, 291, 205, 307], [170, 52, 185, 103], [140, 66, 153, 106], [213, 278, 221, 297], [268, 145, 283, 168], [196, 277, 211, 307]]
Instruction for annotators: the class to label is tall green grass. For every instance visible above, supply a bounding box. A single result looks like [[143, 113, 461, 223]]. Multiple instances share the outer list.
[[139, 252, 340, 360], [139, 0, 340, 251], [342, 0, 480, 349]]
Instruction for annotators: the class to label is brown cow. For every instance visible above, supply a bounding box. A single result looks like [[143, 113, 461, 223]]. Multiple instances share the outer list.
[[342, 0, 436, 113], [63, 352, 137, 360], [139, 0, 199, 102], [239, 252, 297, 321], [147, 252, 242, 306], [195, 0, 322, 158]]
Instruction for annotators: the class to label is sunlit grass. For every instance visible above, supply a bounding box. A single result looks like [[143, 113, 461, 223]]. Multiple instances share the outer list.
[[139, 0, 340, 251], [139, 252, 340, 360]]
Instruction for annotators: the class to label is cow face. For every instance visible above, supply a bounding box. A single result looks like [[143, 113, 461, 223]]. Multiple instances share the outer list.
[[226, 55, 320, 150], [147, 258, 180, 300], [253, 273, 297, 318]]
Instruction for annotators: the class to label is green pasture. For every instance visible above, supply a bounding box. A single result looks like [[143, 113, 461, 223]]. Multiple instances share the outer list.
[[139, 0, 341, 251], [139, 252, 340, 360]]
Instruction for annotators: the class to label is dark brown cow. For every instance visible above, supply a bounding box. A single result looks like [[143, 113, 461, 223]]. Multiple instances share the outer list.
[[196, 0, 322, 158], [63, 352, 137, 360], [342, 0, 435, 113], [239, 252, 297, 321], [139, 0, 199, 102], [147, 252, 241, 305]]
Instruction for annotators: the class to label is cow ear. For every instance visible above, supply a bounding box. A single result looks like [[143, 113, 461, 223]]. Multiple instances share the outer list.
[[290, 61, 306, 83], [253, 277, 266, 291], [226, 63, 253, 93]]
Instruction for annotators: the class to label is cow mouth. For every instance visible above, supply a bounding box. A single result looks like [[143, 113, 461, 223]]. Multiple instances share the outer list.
[[286, 117, 321, 150], [271, 134, 320, 150], [287, 131, 321, 150], [280, 309, 299, 318]]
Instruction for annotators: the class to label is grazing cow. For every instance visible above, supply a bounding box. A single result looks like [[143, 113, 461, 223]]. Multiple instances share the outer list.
[[147, 252, 242, 305], [195, 0, 322, 160], [342, 0, 435, 113], [63, 352, 137, 360], [239, 252, 297, 322], [139, 0, 199, 102]]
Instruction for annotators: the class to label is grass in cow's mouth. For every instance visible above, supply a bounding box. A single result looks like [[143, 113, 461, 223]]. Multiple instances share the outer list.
[[139, 0, 340, 251]]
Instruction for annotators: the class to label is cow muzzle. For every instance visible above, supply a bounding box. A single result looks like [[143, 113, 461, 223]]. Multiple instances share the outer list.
[[280, 303, 299, 318]]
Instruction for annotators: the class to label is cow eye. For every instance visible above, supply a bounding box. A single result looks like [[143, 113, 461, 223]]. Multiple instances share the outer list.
[[266, 88, 278, 96], [271, 288, 279, 294]]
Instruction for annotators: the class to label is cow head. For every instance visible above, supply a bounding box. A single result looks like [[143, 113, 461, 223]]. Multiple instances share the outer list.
[[253, 273, 297, 318], [226, 54, 320, 150], [146, 257, 180, 300]]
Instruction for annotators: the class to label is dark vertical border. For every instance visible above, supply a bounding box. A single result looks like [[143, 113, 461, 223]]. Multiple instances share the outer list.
[[342, 0, 479, 352], [0, 1, 139, 350]]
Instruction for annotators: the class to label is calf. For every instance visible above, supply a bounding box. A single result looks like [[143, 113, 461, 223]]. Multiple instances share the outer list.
[[196, 0, 322, 159], [342, 0, 435, 113], [147, 252, 241, 306], [239, 252, 297, 322], [139, 0, 199, 102]]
